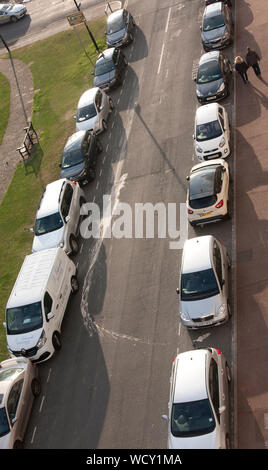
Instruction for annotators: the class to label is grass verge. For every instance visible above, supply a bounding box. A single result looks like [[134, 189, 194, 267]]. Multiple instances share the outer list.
[[0, 18, 106, 360], [0, 72, 10, 144]]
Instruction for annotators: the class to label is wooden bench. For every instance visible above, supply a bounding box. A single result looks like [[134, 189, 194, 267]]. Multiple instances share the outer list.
[[17, 122, 38, 162]]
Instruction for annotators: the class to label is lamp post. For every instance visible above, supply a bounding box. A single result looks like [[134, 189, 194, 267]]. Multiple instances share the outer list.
[[73, 0, 100, 52], [0, 34, 28, 125]]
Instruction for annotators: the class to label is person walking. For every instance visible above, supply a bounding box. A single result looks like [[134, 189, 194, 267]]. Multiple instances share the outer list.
[[235, 56, 249, 84], [245, 47, 261, 77]]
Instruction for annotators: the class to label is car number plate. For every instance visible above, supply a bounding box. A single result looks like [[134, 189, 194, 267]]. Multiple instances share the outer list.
[[199, 211, 213, 217], [207, 96, 216, 101]]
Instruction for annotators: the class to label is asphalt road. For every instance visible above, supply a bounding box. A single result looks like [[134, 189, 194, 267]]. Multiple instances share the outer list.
[[22, 0, 235, 449]]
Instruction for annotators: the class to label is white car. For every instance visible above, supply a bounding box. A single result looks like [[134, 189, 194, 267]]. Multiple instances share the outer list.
[[177, 235, 230, 328], [75, 87, 114, 134], [0, 357, 40, 449], [31, 179, 86, 255], [0, 3, 27, 24], [186, 159, 230, 226], [193, 103, 230, 161], [163, 348, 231, 449]]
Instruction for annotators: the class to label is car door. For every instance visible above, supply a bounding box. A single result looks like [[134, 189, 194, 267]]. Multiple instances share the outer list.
[[208, 356, 227, 446], [6, 378, 25, 444], [60, 182, 77, 243], [218, 106, 230, 143], [0, 9, 9, 24], [213, 240, 228, 302]]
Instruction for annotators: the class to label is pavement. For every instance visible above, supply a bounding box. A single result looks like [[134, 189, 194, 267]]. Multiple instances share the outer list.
[[235, 0, 268, 449]]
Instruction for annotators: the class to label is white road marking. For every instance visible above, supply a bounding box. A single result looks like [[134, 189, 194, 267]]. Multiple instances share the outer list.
[[39, 396, 45, 413], [99, 169, 103, 177], [165, 7, 171, 33], [157, 43, 165, 75], [47, 368, 52, 383], [30, 426, 37, 444]]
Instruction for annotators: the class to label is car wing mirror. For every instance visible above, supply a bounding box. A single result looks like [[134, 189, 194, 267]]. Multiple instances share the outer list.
[[29, 227, 34, 233], [73, 115, 76, 119], [176, 288, 180, 294], [3, 322, 6, 328], [65, 214, 70, 223], [161, 415, 168, 421], [219, 406, 226, 414], [186, 176, 190, 181], [47, 312, 54, 321]]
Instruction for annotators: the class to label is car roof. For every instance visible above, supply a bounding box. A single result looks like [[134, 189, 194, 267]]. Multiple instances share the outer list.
[[36, 179, 65, 218], [196, 103, 219, 124], [204, 2, 223, 16], [97, 48, 115, 62], [64, 131, 86, 152], [199, 50, 220, 65], [77, 87, 99, 108], [182, 236, 213, 273], [173, 350, 209, 403], [0, 359, 27, 404], [107, 8, 124, 25]]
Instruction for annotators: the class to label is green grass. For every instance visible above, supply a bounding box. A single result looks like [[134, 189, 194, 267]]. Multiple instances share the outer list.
[[0, 72, 10, 144], [0, 18, 107, 360]]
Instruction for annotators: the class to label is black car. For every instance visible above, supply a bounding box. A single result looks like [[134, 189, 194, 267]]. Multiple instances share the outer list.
[[93, 47, 127, 90], [59, 130, 102, 186], [106, 8, 135, 48], [195, 51, 232, 104], [201, 2, 233, 51]]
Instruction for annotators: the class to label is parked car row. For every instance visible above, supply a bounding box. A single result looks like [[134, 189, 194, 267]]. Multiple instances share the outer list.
[[162, 1, 234, 449], [0, 6, 135, 449]]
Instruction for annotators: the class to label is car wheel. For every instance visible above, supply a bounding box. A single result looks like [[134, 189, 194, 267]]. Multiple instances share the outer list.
[[225, 434, 231, 449], [69, 234, 79, 255], [88, 167, 96, 181], [10, 16, 18, 23], [31, 378, 41, 397], [109, 97, 114, 111], [227, 301, 232, 319], [226, 363, 232, 383], [71, 275, 79, 294], [97, 139, 103, 153], [102, 119, 108, 132], [13, 440, 24, 449], [52, 331, 62, 351]]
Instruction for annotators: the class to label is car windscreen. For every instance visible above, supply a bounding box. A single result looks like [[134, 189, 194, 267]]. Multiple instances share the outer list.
[[197, 61, 222, 84], [76, 104, 97, 122], [6, 302, 43, 335], [196, 120, 222, 141], [34, 212, 63, 236], [171, 399, 216, 437], [94, 60, 115, 76], [203, 14, 226, 31], [62, 148, 85, 169], [181, 268, 219, 301], [0, 408, 10, 438], [107, 17, 125, 34]]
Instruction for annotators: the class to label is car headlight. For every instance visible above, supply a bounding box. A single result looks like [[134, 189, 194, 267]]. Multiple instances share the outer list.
[[219, 137, 226, 147], [222, 32, 230, 40], [216, 304, 227, 317], [36, 330, 47, 350], [196, 89, 202, 97], [218, 83, 225, 93], [180, 311, 191, 322], [196, 145, 203, 153]]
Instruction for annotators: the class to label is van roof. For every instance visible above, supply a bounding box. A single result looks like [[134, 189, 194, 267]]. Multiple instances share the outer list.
[[36, 179, 65, 218], [181, 236, 213, 274], [196, 103, 219, 124], [6, 248, 60, 309], [173, 350, 208, 403]]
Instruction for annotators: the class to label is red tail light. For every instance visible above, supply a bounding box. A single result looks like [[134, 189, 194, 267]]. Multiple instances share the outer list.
[[215, 349, 222, 355], [187, 208, 194, 214], [215, 199, 223, 209]]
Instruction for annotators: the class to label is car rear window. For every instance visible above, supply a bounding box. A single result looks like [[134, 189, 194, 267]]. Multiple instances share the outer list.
[[197, 61, 222, 83], [203, 13, 226, 32], [171, 399, 216, 437]]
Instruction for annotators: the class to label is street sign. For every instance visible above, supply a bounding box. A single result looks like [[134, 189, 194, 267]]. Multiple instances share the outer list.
[[67, 11, 85, 26]]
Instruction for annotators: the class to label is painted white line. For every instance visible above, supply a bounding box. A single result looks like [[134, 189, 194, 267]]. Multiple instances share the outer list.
[[93, 195, 96, 203], [117, 97, 120, 105], [39, 395, 45, 413], [30, 426, 37, 444], [165, 7, 171, 33], [108, 132, 112, 139], [157, 43, 165, 75], [79, 243, 84, 254], [120, 87, 123, 96], [178, 323, 181, 336], [111, 121, 115, 129], [47, 368, 52, 383], [103, 154, 106, 164], [99, 169, 103, 177], [96, 181, 99, 190], [106, 143, 109, 152]]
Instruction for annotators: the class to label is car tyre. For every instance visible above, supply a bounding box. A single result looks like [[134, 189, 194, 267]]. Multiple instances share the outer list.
[[102, 119, 108, 132], [69, 234, 79, 255], [109, 97, 114, 111], [226, 363, 232, 383], [97, 139, 103, 153], [71, 275, 79, 294], [225, 434, 231, 449], [13, 439, 24, 449], [52, 331, 62, 351], [10, 16, 18, 23], [31, 377, 41, 397]]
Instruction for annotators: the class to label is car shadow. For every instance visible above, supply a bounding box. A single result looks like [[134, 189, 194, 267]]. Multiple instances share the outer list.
[[126, 25, 148, 63], [0, 14, 31, 50]]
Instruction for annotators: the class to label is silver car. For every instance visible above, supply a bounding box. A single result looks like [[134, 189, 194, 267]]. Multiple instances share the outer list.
[[177, 235, 231, 328], [163, 348, 231, 449], [0, 357, 40, 449], [75, 87, 114, 134], [0, 3, 27, 24]]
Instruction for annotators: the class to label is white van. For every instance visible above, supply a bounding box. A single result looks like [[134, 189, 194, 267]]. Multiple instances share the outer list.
[[4, 247, 79, 364]]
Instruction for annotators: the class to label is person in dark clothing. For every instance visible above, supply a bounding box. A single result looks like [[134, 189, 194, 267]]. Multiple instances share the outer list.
[[235, 56, 249, 84], [246, 47, 261, 76]]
